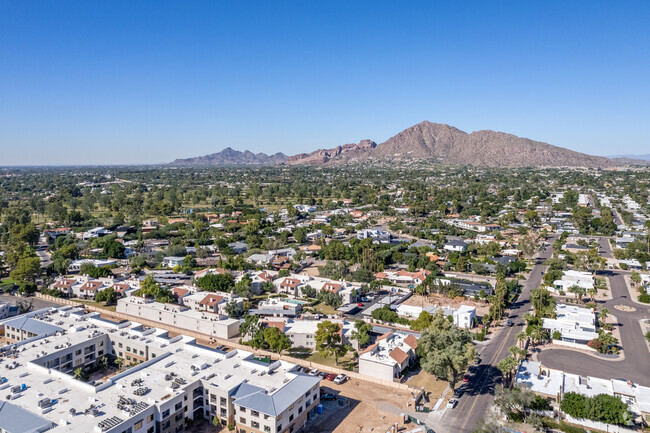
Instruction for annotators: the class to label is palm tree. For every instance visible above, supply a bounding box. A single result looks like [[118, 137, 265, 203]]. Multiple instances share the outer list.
[[73, 367, 86, 381], [587, 288, 597, 302], [568, 285, 586, 303], [516, 331, 528, 348], [599, 307, 610, 325], [115, 357, 124, 372]]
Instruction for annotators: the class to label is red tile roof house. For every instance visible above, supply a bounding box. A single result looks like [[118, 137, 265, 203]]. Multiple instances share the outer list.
[[278, 278, 300, 296], [110, 283, 132, 297], [198, 294, 224, 314], [77, 280, 105, 299], [50, 278, 79, 297]]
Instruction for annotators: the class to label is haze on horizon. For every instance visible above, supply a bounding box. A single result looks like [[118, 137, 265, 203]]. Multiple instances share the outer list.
[[1, 0, 649, 166]]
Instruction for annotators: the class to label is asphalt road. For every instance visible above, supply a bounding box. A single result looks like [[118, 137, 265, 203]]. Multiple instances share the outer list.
[[0, 294, 60, 311], [538, 268, 650, 386], [439, 243, 555, 433]]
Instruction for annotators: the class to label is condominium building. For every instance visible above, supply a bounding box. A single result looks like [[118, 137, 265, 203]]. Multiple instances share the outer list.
[[0, 306, 320, 433]]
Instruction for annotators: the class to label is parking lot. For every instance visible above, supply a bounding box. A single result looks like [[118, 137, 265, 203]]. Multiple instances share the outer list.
[[303, 376, 414, 433]]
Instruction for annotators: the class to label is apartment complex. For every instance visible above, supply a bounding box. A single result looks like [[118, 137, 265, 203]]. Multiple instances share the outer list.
[[0, 306, 320, 433]]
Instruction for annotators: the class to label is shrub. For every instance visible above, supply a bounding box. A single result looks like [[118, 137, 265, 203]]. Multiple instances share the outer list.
[[559, 421, 587, 433], [638, 293, 650, 304]]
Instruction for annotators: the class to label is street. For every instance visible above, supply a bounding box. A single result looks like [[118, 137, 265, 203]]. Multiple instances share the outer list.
[[439, 243, 555, 433]]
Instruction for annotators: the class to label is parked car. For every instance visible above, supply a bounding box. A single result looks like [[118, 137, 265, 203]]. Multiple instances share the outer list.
[[453, 389, 463, 398], [309, 369, 319, 376], [361, 297, 369, 302], [326, 373, 336, 381], [321, 393, 337, 401], [506, 319, 514, 326], [319, 371, 328, 379], [447, 398, 458, 409], [333, 374, 347, 384], [357, 302, 363, 307], [462, 375, 470, 383]]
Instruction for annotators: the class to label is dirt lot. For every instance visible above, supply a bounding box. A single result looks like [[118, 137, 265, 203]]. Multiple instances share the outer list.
[[303, 378, 415, 433], [402, 294, 489, 317]]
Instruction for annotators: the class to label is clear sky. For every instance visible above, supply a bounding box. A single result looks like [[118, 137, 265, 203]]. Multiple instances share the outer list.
[[1, 1, 649, 165]]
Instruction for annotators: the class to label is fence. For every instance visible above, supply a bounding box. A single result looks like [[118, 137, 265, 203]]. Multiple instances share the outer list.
[[564, 414, 637, 433], [35, 293, 422, 394]]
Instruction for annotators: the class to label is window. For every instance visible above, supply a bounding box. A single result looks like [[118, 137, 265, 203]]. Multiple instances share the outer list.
[[175, 402, 182, 411], [151, 353, 156, 358], [239, 417, 246, 424], [298, 406, 302, 414], [290, 425, 294, 433], [162, 409, 170, 418], [313, 395, 317, 402], [239, 406, 246, 413], [264, 427, 271, 433], [289, 414, 294, 422], [297, 397, 302, 403], [119, 342, 123, 348], [251, 410, 259, 417], [147, 428, 154, 433], [251, 421, 259, 429], [175, 413, 182, 422], [220, 397, 227, 406], [126, 346, 131, 352], [288, 404, 294, 410], [140, 350, 144, 356], [277, 425, 282, 432], [134, 420, 143, 430], [75, 349, 81, 356], [147, 415, 154, 423], [127, 355, 131, 361], [305, 390, 311, 397]]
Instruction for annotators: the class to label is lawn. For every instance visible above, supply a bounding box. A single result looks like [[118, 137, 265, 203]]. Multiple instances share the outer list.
[[308, 302, 339, 316], [0, 278, 18, 286], [290, 350, 357, 371], [71, 299, 117, 311]]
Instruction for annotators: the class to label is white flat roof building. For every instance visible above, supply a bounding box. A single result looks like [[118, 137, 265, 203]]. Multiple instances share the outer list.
[[0, 306, 320, 433], [543, 304, 598, 345]]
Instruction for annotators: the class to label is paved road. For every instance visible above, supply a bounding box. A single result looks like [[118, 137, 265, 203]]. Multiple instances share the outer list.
[[0, 294, 60, 311], [538, 267, 650, 386], [36, 242, 52, 268], [440, 243, 555, 433]]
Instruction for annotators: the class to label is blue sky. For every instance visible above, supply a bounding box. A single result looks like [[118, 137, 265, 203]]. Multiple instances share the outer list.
[[1, 1, 649, 165]]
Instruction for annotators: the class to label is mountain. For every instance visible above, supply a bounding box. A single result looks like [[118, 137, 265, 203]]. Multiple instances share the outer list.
[[170, 122, 648, 168], [286, 122, 614, 167], [608, 154, 650, 161], [171, 147, 287, 166]]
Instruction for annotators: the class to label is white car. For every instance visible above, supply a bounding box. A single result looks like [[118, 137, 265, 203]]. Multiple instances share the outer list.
[[309, 369, 320, 376], [333, 374, 347, 384], [447, 398, 458, 409]]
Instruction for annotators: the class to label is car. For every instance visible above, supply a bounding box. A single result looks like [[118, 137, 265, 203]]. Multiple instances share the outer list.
[[361, 297, 369, 302], [321, 393, 337, 401], [326, 373, 336, 381], [333, 374, 347, 384], [453, 389, 464, 398], [467, 365, 476, 373], [506, 319, 514, 326], [447, 398, 458, 409], [319, 371, 328, 378], [357, 302, 363, 307], [462, 375, 470, 383], [309, 369, 319, 376]]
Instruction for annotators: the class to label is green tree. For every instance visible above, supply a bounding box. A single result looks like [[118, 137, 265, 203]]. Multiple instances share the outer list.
[[417, 311, 477, 390], [10, 254, 41, 282], [496, 356, 519, 387], [196, 273, 234, 292], [17, 281, 38, 296], [350, 319, 372, 348], [315, 320, 348, 365], [95, 287, 117, 304], [103, 239, 126, 258], [410, 310, 434, 332], [263, 327, 292, 353]]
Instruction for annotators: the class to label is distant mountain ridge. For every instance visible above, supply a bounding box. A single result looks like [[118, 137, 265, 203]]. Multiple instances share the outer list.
[[608, 154, 650, 161], [172, 147, 287, 166], [171, 122, 649, 168]]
